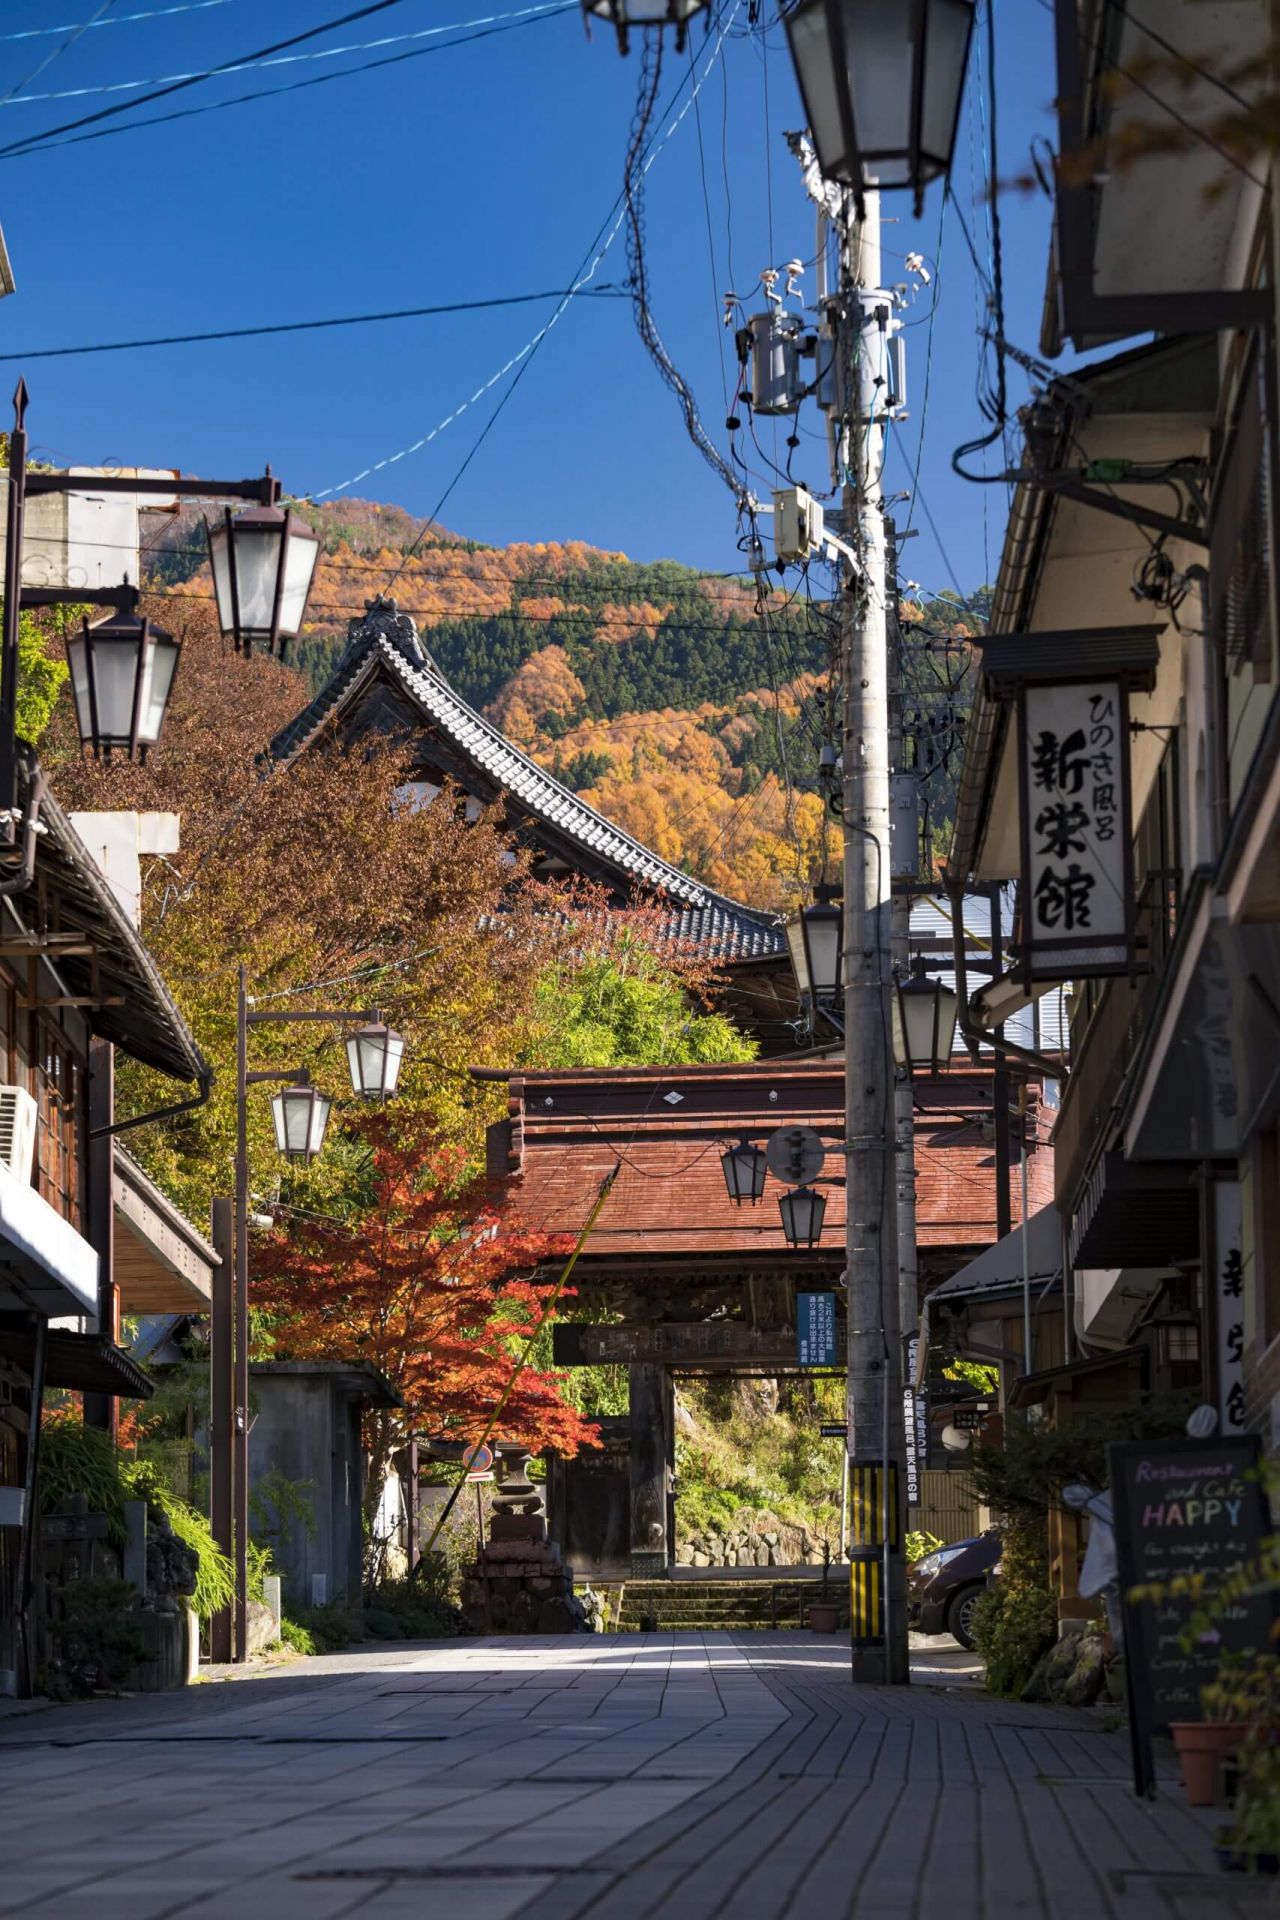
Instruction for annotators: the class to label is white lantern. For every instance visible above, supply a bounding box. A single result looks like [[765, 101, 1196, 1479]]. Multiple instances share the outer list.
[[582, 0, 708, 53], [207, 505, 320, 659], [893, 970, 959, 1074], [66, 613, 180, 760], [779, 1185, 827, 1247], [270, 1083, 331, 1164], [787, 891, 843, 1009], [721, 1140, 767, 1206], [784, 0, 975, 212], [345, 1023, 405, 1100]]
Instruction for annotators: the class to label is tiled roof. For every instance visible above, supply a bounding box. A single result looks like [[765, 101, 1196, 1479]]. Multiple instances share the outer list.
[[269, 605, 786, 965]]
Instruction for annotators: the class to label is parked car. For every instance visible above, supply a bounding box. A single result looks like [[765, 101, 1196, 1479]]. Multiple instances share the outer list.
[[907, 1531, 1001, 1650]]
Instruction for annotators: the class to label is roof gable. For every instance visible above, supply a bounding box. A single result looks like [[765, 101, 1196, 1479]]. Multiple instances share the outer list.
[[269, 599, 786, 965]]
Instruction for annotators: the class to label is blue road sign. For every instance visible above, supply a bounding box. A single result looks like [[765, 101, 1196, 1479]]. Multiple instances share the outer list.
[[798, 1291, 838, 1368]]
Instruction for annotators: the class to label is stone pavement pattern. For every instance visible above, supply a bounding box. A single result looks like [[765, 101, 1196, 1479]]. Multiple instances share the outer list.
[[0, 1635, 1264, 1920]]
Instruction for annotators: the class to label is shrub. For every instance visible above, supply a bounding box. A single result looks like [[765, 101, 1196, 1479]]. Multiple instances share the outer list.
[[47, 1579, 148, 1695], [970, 1521, 1057, 1697], [905, 1530, 942, 1564], [291, 1603, 359, 1653], [279, 1617, 317, 1657]]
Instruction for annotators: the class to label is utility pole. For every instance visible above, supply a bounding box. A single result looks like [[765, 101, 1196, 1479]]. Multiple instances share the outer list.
[[838, 189, 909, 1685]]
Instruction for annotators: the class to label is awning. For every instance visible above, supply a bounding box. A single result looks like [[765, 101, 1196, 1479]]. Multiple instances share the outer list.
[[113, 1145, 218, 1313], [0, 1327, 154, 1399], [926, 1205, 1063, 1305], [1068, 1152, 1200, 1271], [0, 1159, 97, 1318]]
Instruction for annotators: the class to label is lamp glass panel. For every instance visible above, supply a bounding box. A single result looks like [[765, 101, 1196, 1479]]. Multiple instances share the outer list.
[[276, 521, 321, 638], [933, 981, 959, 1066], [785, 0, 849, 182], [785, 917, 810, 997], [780, 1185, 826, 1246], [900, 979, 941, 1073], [307, 1090, 332, 1157], [587, 0, 703, 18], [86, 635, 142, 744], [65, 630, 93, 744], [845, 0, 914, 178], [802, 904, 842, 1003], [919, 0, 973, 169], [722, 1143, 766, 1205], [208, 519, 235, 636], [137, 629, 181, 745], [227, 523, 286, 639]]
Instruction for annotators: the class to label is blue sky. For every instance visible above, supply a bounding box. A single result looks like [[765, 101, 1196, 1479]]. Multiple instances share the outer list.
[[0, 0, 1062, 600]]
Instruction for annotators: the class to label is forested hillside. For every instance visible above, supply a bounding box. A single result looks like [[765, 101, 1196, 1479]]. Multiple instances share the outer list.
[[149, 500, 982, 910]]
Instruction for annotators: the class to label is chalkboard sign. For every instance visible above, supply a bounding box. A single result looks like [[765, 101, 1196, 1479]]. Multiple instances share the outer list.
[[1110, 1432, 1273, 1798]]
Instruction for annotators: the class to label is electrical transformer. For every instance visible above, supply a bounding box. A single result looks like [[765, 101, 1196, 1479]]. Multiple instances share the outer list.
[[744, 311, 804, 415], [773, 487, 824, 563]]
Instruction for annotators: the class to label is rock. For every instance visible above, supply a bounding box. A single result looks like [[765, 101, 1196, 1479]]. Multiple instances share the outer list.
[[536, 1596, 581, 1634], [767, 1546, 779, 1566], [246, 1599, 278, 1656], [1062, 1636, 1106, 1708], [675, 1545, 695, 1566], [756, 1546, 770, 1567], [763, 1533, 779, 1547], [692, 1552, 710, 1568], [1027, 1631, 1082, 1704]]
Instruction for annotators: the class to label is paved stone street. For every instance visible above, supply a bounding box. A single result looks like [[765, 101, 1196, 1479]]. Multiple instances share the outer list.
[[0, 1636, 1262, 1920]]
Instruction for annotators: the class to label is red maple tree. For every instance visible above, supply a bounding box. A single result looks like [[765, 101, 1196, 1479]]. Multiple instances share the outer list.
[[250, 1121, 598, 1523]]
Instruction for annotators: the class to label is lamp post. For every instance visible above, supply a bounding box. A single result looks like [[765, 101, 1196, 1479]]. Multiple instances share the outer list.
[[212, 973, 406, 1663], [786, 885, 844, 1034], [783, 0, 975, 214], [1, 380, 295, 859]]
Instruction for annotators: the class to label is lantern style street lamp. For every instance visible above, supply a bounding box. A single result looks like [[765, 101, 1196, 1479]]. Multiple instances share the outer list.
[[779, 1184, 827, 1247], [787, 886, 843, 1018], [721, 1139, 767, 1206], [66, 613, 181, 761], [893, 965, 959, 1075], [270, 1080, 332, 1164], [783, 0, 976, 212], [207, 504, 321, 660], [582, 0, 708, 54], [346, 1022, 405, 1099]]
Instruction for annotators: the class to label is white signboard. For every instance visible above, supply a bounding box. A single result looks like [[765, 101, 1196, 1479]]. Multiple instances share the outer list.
[[0, 468, 178, 593], [1020, 679, 1131, 978], [1214, 1180, 1246, 1437]]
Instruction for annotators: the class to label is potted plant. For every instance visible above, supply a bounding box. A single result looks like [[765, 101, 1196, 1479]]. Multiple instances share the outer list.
[[808, 1539, 839, 1632], [1170, 1653, 1279, 1808], [1217, 1738, 1280, 1876]]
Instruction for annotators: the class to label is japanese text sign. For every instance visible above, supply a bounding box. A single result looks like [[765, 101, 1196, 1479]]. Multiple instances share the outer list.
[[1019, 679, 1132, 979], [1213, 1181, 1246, 1437], [797, 1292, 837, 1368]]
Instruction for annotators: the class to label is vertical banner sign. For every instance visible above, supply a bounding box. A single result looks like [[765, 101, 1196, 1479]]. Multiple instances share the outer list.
[[1018, 679, 1132, 979], [1213, 1181, 1246, 1436], [902, 1332, 921, 1507], [1110, 1434, 1273, 1799], [797, 1292, 837, 1368]]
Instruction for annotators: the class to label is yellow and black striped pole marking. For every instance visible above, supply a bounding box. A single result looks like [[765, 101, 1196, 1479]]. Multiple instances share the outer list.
[[847, 1462, 898, 1645]]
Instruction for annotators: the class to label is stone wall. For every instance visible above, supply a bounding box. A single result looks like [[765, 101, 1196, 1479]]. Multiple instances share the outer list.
[[675, 1510, 834, 1569]]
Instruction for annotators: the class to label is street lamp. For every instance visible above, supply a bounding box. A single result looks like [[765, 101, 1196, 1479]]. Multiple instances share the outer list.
[[721, 1139, 767, 1206], [346, 1022, 405, 1100], [893, 965, 959, 1074], [787, 886, 843, 1008], [783, 0, 976, 212], [207, 504, 321, 660], [269, 1080, 332, 1164], [779, 1185, 827, 1246], [581, 0, 708, 54], [65, 613, 180, 761]]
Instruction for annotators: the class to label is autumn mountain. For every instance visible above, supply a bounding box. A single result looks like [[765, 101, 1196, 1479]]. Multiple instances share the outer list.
[[151, 499, 982, 910]]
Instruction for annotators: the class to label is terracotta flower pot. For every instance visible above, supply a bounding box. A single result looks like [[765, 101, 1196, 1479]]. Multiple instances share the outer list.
[[1170, 1722, 1251, 1807], [808, 1602, 839, 1633]]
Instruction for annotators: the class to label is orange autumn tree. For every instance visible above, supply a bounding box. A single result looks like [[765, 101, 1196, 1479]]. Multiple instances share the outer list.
[[251, 1121, 596, 1545]]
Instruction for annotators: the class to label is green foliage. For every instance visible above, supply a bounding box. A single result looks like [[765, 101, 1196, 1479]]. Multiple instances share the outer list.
[[531, 946, 756, 1069], [1200, 1651, 1280, 1725], [674, 1377, 846, 1543], [943, 1358, 999, 1395], [15, 609, 70, 747], [279, 1616, 318, 1656], [1224, 1739, 1280, 1861], [964, 1395, 1195, 1520], [290, 1602, 359, 1653], [47, 1578, 148, 1694], [905, 1530, 943, 1564], [970, 1520, 1057, 1698]]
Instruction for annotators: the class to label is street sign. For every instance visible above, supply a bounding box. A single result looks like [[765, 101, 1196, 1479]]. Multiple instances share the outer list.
[[820, 1423, 847, 1438], [797, 1291, 838, 1368], [766, 1124, 826, 1186], [951, 1405, 990, 1432], [463, 1443, 494, 1478]]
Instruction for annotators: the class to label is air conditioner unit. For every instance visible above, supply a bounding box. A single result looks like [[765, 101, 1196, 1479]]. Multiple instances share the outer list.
[[0, 1086, 38, 1185]]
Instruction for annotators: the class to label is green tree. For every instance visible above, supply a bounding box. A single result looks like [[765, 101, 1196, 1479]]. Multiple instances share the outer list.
[[529, 941, 756, 1068], [15, 610, 69, 746]]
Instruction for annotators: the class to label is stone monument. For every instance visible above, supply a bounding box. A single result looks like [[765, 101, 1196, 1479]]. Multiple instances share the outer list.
[[460, 1446, 590, 1634]]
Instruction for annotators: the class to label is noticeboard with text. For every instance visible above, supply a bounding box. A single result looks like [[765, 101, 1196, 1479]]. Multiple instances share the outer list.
[[1018, 678, 1133, 980], [1110, 1432, 1274, 1798], [797, 1292, 837, 1369]]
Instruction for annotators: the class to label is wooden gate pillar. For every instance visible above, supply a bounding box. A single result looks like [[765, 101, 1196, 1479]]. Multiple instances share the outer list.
[[629, 1363, 671, 1578]]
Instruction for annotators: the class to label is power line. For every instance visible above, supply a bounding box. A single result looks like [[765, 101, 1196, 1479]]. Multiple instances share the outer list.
[[1, 0, 117, 109], [0, 0, 417, 160], [1, 1, 572, 106], [0, 283, 627, 363], [0, 1, 236, 38]]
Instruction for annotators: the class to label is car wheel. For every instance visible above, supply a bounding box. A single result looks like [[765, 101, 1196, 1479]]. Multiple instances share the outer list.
[[947, 1585, 983, 1651]]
